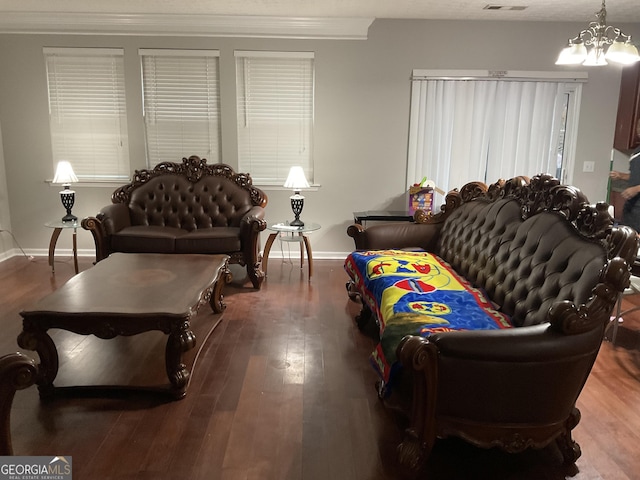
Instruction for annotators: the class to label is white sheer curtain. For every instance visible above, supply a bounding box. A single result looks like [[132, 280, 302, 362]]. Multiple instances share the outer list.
[[484, 81, 564, 182], [407, 75, 571, 200]]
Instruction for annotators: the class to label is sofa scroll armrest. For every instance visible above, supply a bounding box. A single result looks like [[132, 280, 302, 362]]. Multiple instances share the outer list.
[[81, 203, 131, 263], [239, 206, 267, 236], [0, 352, 38, 455], [81, 216, 108, 263], [347, 222, 442, 251], [239, 206, 267, 289]]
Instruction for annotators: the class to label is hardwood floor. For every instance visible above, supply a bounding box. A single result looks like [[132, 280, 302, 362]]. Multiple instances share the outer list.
[[1, 254, 640, 479]]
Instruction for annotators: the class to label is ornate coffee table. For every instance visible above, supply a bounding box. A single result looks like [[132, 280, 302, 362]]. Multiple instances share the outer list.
[[18, 253, 231, 399]]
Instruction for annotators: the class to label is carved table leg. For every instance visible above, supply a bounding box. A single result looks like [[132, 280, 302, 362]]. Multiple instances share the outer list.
[[17, 328, 59, 399], [262, 232, 278, 279], [209, 262, 232, 314], [302, 234, 313, 279], [165, 320, 196, 398], [47, 227, 63, 274], [71, 227, 78, 274]]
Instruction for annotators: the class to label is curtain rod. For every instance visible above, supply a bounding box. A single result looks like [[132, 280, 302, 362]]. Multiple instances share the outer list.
[[411, 69, 588, 83]]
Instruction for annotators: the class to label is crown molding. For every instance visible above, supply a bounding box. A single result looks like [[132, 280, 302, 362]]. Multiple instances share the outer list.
[[0, 12, 374, 39]]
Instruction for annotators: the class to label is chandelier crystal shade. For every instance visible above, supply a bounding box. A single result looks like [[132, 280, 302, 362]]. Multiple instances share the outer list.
[[556, 1, 640, 66]]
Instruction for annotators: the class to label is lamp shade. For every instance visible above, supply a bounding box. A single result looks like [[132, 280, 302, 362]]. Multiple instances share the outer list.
[[283, 166, 310, 190], [52, 161, 78, 184], [583, 47, 608, 66], [606, 40, 640, 65], [556, 42, 588, 65]]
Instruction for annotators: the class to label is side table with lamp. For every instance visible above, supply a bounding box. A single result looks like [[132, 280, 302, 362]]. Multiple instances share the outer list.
[[44, 220, 79, 274], [48, 161, 80, 274], [263, 166, 319, 279], [262, 222, 321, 279], [283, 165, 310, 227]]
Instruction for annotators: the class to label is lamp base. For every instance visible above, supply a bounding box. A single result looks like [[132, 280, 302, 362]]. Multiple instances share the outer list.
[[290, 193, 305, 227], [60, 188, 76, 223]]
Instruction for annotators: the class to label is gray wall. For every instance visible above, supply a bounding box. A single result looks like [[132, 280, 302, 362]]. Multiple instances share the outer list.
[[0, 18, 638, 261]]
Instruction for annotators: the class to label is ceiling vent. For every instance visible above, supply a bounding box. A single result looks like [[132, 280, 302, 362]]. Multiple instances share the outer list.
[[483, 5, 528, 11]]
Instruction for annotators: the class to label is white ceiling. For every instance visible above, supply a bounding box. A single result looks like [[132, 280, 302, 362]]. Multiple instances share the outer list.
[[1, 0, 639, 23]]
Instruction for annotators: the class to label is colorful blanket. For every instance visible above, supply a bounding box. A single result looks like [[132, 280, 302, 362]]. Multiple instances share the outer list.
[[345, 250, 512, 385]]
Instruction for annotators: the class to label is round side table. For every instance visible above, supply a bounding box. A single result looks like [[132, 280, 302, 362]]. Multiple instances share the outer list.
[[45, 220, 79, 274], [263, 222, 321, 279]]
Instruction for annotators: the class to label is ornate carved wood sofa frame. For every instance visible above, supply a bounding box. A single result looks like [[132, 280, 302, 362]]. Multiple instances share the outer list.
[[0, 352, 37, 455], [82, 156, 268, 289], [345, 174, 638, 474]]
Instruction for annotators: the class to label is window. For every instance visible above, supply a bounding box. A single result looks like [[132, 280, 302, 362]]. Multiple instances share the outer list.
[[44, 47, 129, 182], [140, 49, 221, 167], [235, 51, 314, 185], [407, 71, 585, 202]]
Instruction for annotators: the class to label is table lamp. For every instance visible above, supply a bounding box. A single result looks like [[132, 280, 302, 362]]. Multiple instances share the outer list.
[[283, 166, 309, 227], [52, 161, 79, 222]]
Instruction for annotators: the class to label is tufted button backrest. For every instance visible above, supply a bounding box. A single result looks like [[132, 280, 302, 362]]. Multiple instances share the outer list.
[[436, 197, 607, 327], [128, 174, 254, 230]]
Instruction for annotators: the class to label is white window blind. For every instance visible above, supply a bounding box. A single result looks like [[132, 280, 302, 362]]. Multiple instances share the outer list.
[[140, 49, 221, 167], [235, 51, 314, 185], [44, 47, 130, 182]]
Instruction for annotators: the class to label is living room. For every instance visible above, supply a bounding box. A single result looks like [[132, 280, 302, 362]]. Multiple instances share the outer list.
[[0, 2, 639, 260], [0, 1, 639, 479]]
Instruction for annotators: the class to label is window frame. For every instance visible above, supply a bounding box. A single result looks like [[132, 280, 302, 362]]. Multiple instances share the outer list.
[[140, 48, 222, 168], [44, 47, 130, 183], [235, 50, 315, 186]]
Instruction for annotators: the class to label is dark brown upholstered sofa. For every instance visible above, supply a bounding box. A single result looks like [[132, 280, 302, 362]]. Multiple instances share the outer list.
[[345, 174, 638, 474], [0, 352, 37, 455], [82, 156, 268, 289]]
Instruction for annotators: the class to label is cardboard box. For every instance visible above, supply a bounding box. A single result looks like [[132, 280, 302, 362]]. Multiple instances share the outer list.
[[409, 186, 434, 215]]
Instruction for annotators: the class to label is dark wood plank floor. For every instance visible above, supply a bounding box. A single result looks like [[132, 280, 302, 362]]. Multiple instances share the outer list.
[[1, 254, 639, 479]]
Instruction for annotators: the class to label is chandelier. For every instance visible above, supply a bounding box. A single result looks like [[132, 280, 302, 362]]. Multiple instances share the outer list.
[[556, 0, 640, 66]]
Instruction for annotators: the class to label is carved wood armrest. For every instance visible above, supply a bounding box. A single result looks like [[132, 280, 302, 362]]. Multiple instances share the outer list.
[[0, 352, 38, 455], [81, 216, 109, 263]]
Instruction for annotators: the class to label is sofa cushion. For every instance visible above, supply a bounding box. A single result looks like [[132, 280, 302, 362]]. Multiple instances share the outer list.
[[110, 225, 186, 253], [436, 197, 607, 327], [128, 175, 254, 230], [175, 227, 242, 254], [489, 212, 607, 327], [436, 197, 522, 288]]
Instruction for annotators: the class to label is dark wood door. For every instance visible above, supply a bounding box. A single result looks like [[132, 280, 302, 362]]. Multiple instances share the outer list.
[[614, 62, 640, 152]]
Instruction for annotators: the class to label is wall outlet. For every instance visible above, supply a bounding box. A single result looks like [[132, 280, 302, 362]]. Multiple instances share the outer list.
[[583, 161, 595, 173]]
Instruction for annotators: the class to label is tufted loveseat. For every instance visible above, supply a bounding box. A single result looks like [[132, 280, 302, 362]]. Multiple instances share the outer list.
[[345, 174, 638, 474], [82, 156, 268, 289]]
